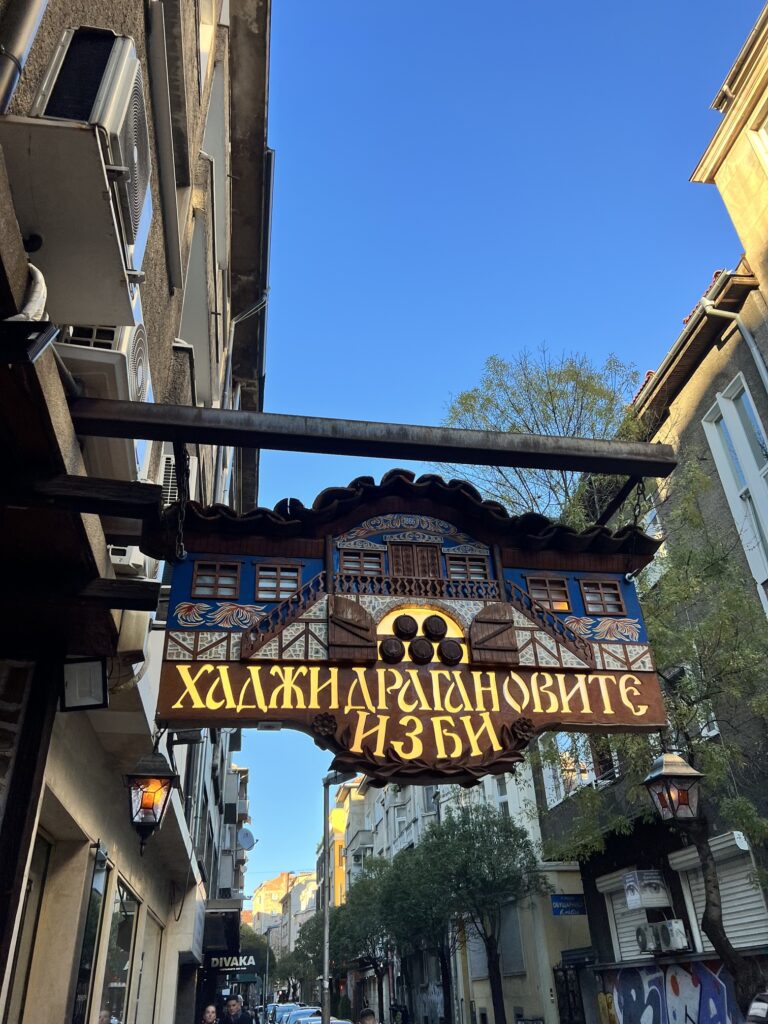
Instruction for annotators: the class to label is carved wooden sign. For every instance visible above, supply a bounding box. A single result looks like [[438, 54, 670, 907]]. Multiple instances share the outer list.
[[156, 472, 666, 785]]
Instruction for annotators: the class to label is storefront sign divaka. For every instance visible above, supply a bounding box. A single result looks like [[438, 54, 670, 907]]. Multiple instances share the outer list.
[[206, 953, 258, 971], [155, 470, 667, 785]]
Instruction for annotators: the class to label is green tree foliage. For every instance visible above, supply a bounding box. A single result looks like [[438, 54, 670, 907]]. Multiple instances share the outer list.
[[444, 346, 640, 522], [334, 860, 392, 1019], [239, 924, 270, 974], [538, 466, 768, 1008], [420, 803, 548, 1024], [379, 842, 460, 1024]]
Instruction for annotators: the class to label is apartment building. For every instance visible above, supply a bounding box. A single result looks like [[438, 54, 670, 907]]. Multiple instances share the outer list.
[[0, 0, 271, 1021]]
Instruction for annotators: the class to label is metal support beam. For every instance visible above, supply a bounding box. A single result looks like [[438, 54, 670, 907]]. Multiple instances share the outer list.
[[596, 476, 642, 527], [70, 399, 677, 478]]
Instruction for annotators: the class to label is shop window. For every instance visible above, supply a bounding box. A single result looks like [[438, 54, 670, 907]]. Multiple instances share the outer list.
[[527, 576, 571, 611], [579, 579, 625, 616], [255, 564, 301, 600], [446, 554, 490, 582], [191, 560, 240, 600], [339, 549, 384, 575], [98, 879, 140, 1024], [71, 846, 110, 1024]]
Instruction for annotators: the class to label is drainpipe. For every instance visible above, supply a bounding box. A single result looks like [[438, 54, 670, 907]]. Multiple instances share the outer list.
[[700, 297, 768, 398], [0, 0, 48, 111]]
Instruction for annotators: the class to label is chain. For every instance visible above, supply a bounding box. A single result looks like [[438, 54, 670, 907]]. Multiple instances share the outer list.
[[174, 444, 190, 562], [632, 478, 647, 528]]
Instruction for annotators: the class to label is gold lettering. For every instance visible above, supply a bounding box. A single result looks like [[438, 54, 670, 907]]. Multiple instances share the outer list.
[[205, 665, 237, 710], [308, 666, 339, 710], [236, 666, 268, 713], [391, 715, 424, 760], [557, 673, 591, 714], [173, 664, 213, 709], [377, 668, 406, 713], [350, 711, 389, 757], [531, 672, 559, 713], [432, 716, 462, 759], [619, 674, 648, 716], [588, 674, 617, 714], [472, 670, 500, 712], [401, 670, 430, 712], [268, 665, 308, 710], [346, 668, 376, 714], [460, 713, 502, 757], [502, 671, 530, 713], [444, 671, 473, 713], [430, 670, 449, 712]]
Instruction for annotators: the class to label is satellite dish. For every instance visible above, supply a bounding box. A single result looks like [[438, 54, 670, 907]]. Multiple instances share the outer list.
[[238, 828, 257, 851]]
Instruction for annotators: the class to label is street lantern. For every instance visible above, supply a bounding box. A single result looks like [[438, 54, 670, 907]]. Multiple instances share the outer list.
[[124, 750, 179, 852], [643, 752, 703, 822]]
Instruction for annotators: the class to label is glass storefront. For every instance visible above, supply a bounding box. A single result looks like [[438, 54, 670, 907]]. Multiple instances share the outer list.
[[98, 879, 140, 1024], [72, 844, 110, 1024]]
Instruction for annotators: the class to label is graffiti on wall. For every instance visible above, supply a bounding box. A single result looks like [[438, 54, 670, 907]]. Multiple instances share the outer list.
[[599, 963, 742, 1024]]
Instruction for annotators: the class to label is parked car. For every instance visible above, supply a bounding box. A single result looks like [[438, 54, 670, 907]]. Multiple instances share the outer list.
[[275, 1005, 300, 1024], [284, 1007, 321, 1024]]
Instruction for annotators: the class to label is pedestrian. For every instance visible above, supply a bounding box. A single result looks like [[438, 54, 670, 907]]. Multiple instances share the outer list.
[[201, 1006, 220, 1024], [359, 1010, 376, 1024], [224, 994, 254, 1024]]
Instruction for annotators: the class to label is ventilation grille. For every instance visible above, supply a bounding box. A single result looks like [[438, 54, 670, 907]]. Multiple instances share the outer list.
[[128, 321, 148, 402], [44, 28, 114, 120], [67, 324, 119, 349], [114, 65, 150, 243], [161, 455, 179, 506]]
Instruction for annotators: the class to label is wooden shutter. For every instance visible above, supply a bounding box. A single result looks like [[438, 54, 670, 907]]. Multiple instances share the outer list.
[[327, 596, 377, 663], [469, 604, 519, 666], [389, 543, 440, 578]]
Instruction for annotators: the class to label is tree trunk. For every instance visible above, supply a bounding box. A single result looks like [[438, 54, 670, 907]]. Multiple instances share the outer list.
[[689, 819, 766, 1013], [400, 955, 414, 1022], [438, 940, 454, 1024], [482, 933, 507, 1024], [375, 966, 386, 1024]]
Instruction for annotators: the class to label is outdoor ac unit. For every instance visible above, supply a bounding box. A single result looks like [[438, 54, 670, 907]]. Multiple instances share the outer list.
[[55, 300, 153, 481], [658, 920, 688, 952], [160, 444, 200, 505], [0, 27, 152, 325], [108, 544, 159, 579], [32, 26, 152, 266], [635, 923, 660, 953]]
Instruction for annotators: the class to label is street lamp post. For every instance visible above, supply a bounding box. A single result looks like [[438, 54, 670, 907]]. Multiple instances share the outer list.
[[322, 769, 356, 1024], [263, 924, 277, 1013]]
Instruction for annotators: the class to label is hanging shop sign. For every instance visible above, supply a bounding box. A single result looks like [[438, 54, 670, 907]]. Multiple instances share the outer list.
[[155, 471, 666, 785]]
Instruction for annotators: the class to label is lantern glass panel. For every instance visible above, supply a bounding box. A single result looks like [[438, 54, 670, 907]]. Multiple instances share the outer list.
[[129, 776, 173, 826]]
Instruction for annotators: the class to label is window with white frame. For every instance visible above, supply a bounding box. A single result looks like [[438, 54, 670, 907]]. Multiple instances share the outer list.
[[539, 734, 595, 808], [640, 496, 668, 588], [703, 375, 768, 600]]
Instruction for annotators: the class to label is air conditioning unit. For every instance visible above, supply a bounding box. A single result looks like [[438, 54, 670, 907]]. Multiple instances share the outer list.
[[160, 443, 200, 505], [108, 544, 159, 579], [636, 923, 660, 953], [658, 920, 689, 952], [32, 26, 152, 270], [55, 299, 153, 481], [0, 27, 152, 325]]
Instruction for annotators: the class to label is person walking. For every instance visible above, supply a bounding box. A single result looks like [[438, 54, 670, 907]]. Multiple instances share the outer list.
[[358, 1009, 376, 1024], [201, 1007, 220, 1024], [224, 995, 254, 1024]]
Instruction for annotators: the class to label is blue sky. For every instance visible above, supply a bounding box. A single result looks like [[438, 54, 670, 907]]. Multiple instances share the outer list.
[[241, 0, 762, 904]]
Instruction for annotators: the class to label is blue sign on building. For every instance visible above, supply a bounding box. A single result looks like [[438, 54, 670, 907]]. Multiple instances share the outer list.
[[551, 894, 586, 916]]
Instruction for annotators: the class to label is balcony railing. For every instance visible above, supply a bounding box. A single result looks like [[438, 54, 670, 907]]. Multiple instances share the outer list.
[[334, 574, 500, 600]]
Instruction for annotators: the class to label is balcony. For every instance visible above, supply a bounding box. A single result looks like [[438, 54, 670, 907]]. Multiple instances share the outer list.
[[391, 821, 415, 856]]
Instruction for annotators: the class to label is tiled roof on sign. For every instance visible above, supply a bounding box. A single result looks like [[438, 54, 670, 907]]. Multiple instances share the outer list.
[[147, 469, 661, 562]]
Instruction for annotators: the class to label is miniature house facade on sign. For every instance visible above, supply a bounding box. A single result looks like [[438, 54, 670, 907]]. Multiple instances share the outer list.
[[153, 471, 666, 783]]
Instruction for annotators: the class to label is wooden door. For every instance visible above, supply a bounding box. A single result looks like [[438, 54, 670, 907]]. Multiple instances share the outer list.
[[389, 543, 441, 578]]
